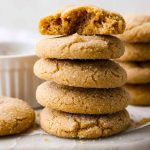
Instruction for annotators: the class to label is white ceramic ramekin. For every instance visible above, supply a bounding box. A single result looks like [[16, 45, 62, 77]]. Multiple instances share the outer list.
[[0, 41, 41, 108]]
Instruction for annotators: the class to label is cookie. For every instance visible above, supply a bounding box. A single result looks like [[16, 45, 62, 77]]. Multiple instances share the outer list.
[[0, 96, 35, 136], [119, 61, 150, 84], [36, 81, 129, 114], [118, 15, 150, 43], [40, 108, 129, 139], [36, 34, 124, 59], [34, 59, 127, 88], [38, 5, 125, 35], [119, 43, 150, 61], [125, 84, 150, 106]]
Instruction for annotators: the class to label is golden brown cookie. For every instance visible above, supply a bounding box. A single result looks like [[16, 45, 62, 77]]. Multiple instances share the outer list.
[[38, 5, 125, 35], [125, 84, 150, 106], [36, 81, 129, 114], [36, 34, 124, 59], [0, 96, 35, 136], [118, 15, 150, 43], [118, 43, 150, 61], [119, 61, 150, 84], [40, 108, 130, 139], [34, 59, 127, 88]]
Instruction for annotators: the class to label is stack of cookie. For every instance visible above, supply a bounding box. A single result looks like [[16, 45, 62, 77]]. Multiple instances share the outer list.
[[118, 15, 150, 106], [34, 5, 130, 139]]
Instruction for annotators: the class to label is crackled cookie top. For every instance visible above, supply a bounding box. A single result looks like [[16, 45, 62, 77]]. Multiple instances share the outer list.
[[0, 96, 35, 136], [118, 15, 150, 43], [36, 81, 129, 114], [34, 59, 127, 88], [38, 5, 125, 35], [40, 108, 130, 139], [36, 33, 124, 59]]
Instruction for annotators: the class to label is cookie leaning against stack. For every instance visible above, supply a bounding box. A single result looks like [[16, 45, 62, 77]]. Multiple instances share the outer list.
[[118, 15, 150, 106], [34, 5, 130, 139]]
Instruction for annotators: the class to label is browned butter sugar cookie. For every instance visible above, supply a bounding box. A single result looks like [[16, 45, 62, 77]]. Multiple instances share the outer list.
[[34, 59, 127, 88], [0, 96, 35, 136], [39, 5, 125, 35], [36, 81, 129, 114], [36, 34, 124, 59], [40, 108, 130, 139]]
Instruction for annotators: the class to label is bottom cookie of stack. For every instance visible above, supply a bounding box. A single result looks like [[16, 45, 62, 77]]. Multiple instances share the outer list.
[[125, 84, 150, 106], [40, 108, 130, 139]]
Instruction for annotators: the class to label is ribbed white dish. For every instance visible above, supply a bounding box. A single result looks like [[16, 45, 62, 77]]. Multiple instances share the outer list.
[[0, 41, 41, 108]]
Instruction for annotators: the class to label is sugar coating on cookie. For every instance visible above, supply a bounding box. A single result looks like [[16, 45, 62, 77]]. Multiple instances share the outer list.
[[125, 84, 150, 106], [38, 5, 125, 35], [34, 59, 127, 88], [40, 108, 130, 139], [119, 61, 150, 84], [36, 34, 124, 59], [118, 43, 150, 61], [36, 81, 129, 114], [118, 15, 150, 43], [0, 96, 35, 136]]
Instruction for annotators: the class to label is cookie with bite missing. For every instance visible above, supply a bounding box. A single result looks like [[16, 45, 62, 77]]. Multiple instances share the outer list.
[[38, 5, 125, 35]]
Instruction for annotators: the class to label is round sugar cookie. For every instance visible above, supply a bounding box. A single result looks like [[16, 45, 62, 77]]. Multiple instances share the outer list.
[[0, 96, 35, 136], [40, 108, 130, 139], [36, 34, 124, 59], [34, 59, 127, 88], [36, 81, 129, 114]]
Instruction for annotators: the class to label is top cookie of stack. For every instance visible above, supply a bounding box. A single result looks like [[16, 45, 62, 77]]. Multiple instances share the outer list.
[[34, 5, 130, 139]]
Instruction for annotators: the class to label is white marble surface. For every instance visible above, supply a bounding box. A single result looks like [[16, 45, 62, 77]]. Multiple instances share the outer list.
[[0, 106, 150, 150], [0, 126, 150, 150]]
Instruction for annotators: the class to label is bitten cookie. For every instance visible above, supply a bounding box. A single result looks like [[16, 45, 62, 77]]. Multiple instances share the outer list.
[[119, 61, 150, 84], [118, 43, 150, 61], [38, 5, 125, 35], [36, 34, 124, 59], [40, 108, 130, 139], [118, 15, 150, 43], [34, 59, 127, 88], [36, 82, 129, 114], [125, 84, 150, 106], [0, 96, 35, 136]]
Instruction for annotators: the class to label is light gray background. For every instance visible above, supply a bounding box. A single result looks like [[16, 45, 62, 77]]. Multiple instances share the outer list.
[[0, 0, 149, 34]]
